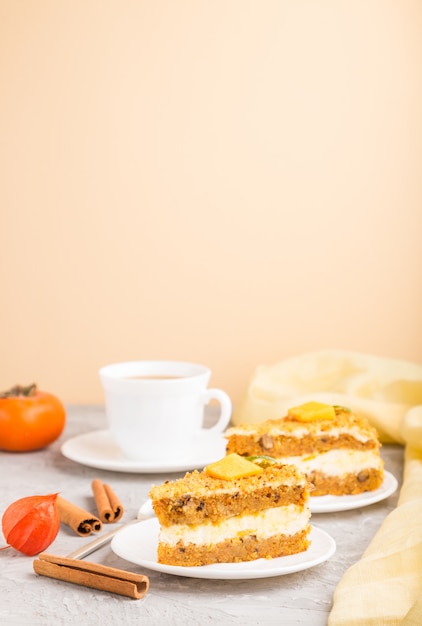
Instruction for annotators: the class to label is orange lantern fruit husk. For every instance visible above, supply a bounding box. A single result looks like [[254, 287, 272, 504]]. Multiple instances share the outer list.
[[1, 493, 60, 556]]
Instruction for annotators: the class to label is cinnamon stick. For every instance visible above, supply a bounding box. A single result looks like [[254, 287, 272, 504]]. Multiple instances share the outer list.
[[57, 496, 102, 536], [92, 479, 124, 523], [33, 553, 149, 599]]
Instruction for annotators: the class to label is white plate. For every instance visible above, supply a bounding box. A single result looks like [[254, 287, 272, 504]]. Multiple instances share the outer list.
[[310, 471, 398, 513], [61, 429, 227, 473], [111, 518, 336, 580]]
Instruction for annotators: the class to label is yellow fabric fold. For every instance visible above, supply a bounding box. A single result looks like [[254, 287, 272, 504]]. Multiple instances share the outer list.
[[329, 447, 422, 625], [401, 596, 422, 625], [233, 351, 422, 625], [232, 350, 422, 445]]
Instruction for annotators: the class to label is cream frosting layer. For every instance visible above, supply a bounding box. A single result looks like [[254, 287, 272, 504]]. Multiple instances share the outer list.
[[228, 424, 373, 443], [277, 449, 383, 476], [159, 504, 310, 547]]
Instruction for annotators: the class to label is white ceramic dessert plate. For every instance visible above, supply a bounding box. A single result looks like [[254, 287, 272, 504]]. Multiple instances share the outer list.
[[61, 429, 227, 473], [111, 519, 336, 580]]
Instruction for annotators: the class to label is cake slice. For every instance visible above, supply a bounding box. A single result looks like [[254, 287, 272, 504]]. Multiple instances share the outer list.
[[225, 401, 384, 496], [149, 453, 311, 566]]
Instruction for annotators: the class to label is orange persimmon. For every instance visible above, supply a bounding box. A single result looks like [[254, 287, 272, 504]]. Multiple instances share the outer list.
[[0, 384, 66, 452]]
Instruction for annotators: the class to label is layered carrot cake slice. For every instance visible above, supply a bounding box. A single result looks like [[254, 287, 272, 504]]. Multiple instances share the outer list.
[[225, 401, 384, 496], [149, 453, 311, 567]]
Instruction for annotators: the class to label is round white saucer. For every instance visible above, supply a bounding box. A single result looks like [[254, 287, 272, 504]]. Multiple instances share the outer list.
[[61, 429, 227, 473]]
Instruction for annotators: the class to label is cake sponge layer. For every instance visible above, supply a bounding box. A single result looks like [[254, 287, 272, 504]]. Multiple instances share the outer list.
[[226, 408, 381, 458], [157, 527, 311, 566], [305, 467, 383, 496], [150, 463, 309, 527]]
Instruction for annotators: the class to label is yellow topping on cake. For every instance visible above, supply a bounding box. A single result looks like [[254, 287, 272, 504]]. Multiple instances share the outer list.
[[205, 453, 264, 480], [287, 401, 336, 422]]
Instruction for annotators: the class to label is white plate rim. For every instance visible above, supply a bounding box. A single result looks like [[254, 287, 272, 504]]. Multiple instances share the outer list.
[[111, 518, 336, 580], [61, 429, 227, 473], [310, 470, 398, 513]]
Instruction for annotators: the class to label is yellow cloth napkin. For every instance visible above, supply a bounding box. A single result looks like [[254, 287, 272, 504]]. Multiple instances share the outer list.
[[232, 351, 422, 625], [329, 441, 422, 625], [232, 350, 422, 444]]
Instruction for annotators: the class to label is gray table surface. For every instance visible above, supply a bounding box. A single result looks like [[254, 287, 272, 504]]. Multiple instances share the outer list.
[[0, 405, 403, 626]]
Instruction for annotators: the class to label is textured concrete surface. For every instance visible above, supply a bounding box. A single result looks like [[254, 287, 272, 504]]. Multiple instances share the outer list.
[[0, 405, 403, 626]]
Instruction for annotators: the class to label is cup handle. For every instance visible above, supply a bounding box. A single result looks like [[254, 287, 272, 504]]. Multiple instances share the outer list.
[[201, 388, 232, 433]]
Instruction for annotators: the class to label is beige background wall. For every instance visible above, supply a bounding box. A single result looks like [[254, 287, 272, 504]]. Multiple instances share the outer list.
[[1, 1, 421, 408]]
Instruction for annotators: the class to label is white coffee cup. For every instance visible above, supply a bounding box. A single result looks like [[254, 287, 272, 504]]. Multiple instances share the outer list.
[[99, 360, 232, 462]]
